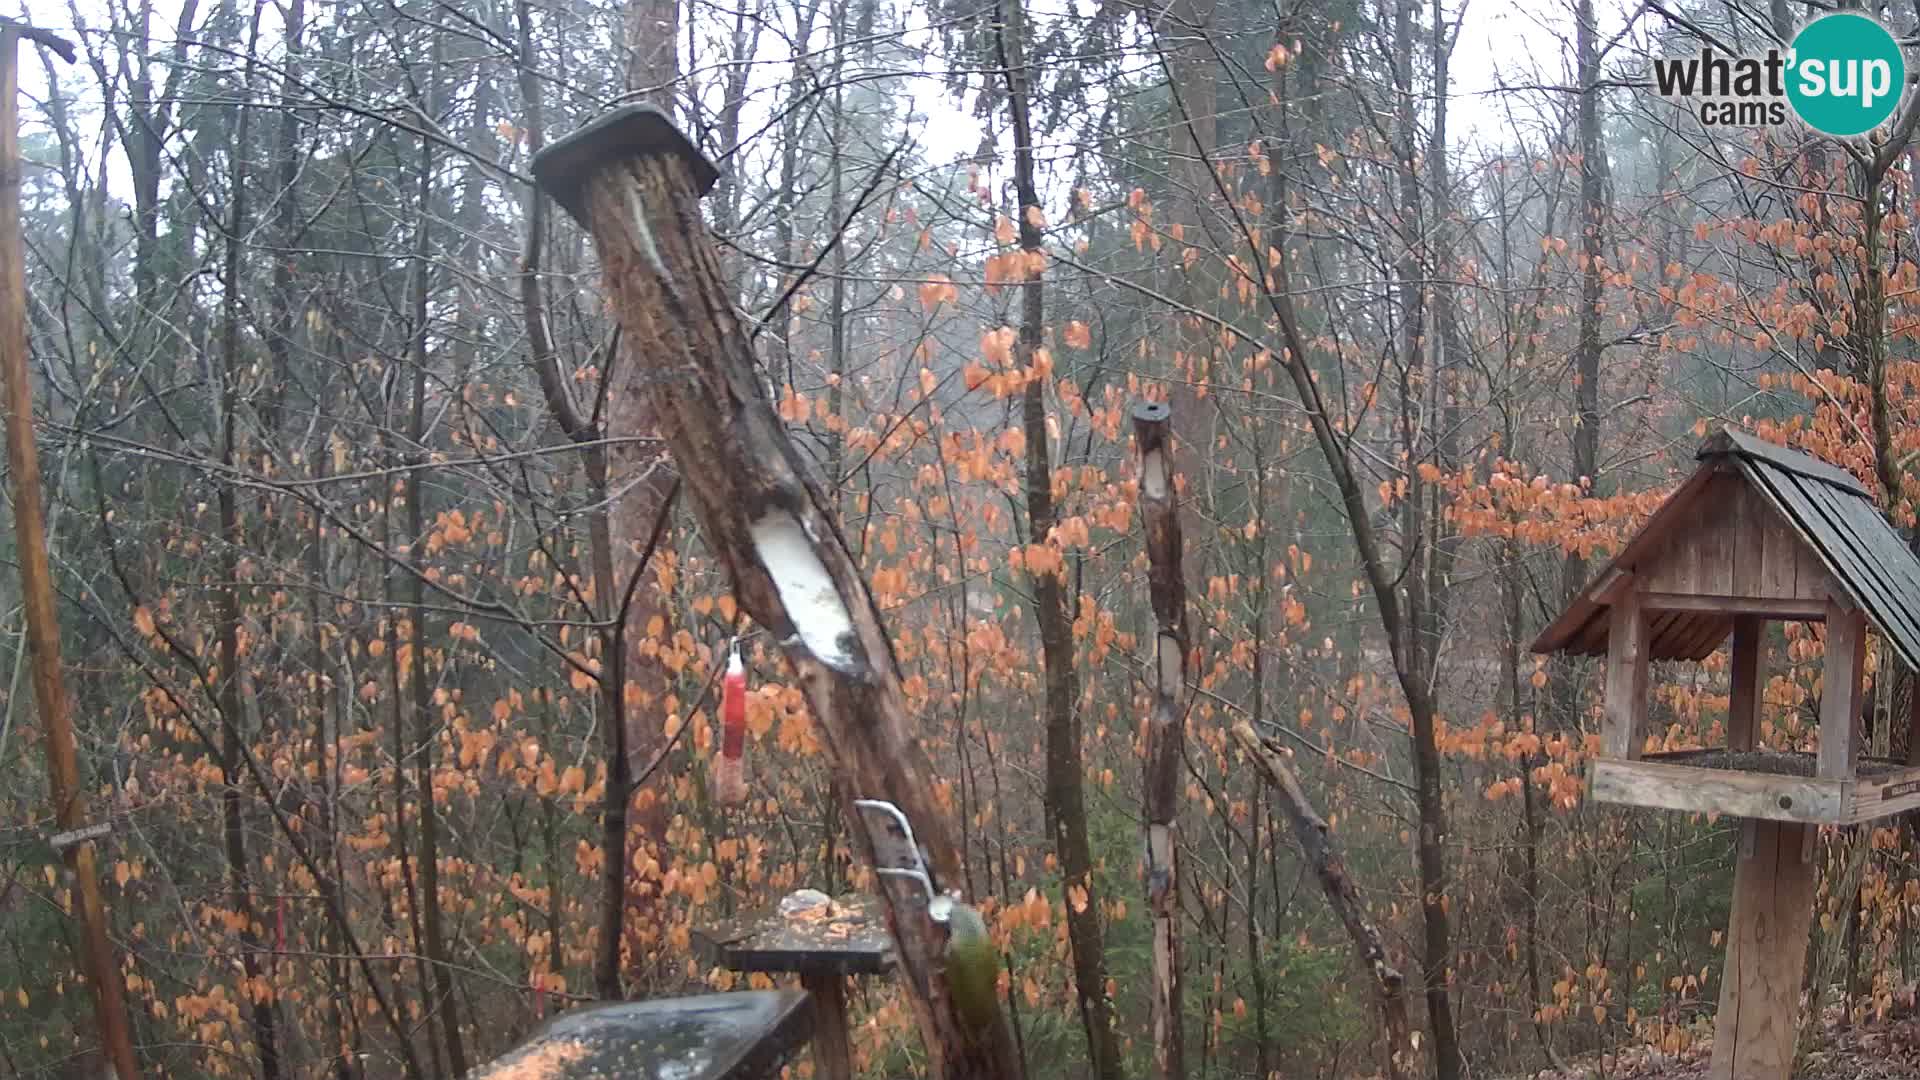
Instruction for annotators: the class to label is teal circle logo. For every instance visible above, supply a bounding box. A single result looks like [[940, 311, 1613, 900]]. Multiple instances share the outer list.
[[1787, 13, 1906, 136]]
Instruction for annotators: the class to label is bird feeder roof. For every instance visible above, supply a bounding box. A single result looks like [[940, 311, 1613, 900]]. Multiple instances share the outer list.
[[1534, 426, 1920, 670]]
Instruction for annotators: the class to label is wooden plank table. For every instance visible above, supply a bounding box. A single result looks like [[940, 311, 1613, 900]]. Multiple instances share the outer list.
[[694, 894, 895, 1080], [471, 990, 813, 1080]]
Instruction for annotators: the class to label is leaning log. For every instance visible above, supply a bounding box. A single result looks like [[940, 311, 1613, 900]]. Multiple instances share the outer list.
[[1231, 721, 1416, 1077], [531, 105, 1024, 1080], [1134, 401, 1186, 1080]]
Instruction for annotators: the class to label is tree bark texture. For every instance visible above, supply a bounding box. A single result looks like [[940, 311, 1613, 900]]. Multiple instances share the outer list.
[[996, 1, 1123, 1073]]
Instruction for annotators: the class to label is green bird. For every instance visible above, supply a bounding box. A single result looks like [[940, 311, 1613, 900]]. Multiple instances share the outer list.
[[932, 895, 1001, 1033]]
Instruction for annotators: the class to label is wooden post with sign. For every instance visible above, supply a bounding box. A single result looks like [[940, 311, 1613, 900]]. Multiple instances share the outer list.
[[530, 105, 1024, 1080], [0, 19, 140, 1079]]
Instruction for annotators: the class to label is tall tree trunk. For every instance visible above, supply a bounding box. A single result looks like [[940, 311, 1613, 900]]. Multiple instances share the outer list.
[[995, 4, 1122, 1076], [215, 12, 281, 1077], [625, 0, 679, 109], [404, 30, 467, 1076], [1563, 0, 1608, 604], [610, 0, 683, 990]]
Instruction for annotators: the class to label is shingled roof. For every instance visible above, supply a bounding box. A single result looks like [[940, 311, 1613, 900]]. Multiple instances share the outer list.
[[1533, 426, 1920, 671]]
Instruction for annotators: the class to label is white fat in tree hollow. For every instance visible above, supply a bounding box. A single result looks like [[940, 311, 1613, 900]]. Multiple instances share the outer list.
[[749, 509, 859, 671]]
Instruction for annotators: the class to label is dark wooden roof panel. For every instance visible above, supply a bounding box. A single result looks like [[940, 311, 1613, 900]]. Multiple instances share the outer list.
[[1734, 454, 1920, 672]]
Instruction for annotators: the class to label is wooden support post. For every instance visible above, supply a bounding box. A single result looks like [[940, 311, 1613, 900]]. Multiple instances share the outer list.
[[800, 971, 853, 1080], [1820, 597, 1867, 780], [1728, 615, 1764, 751], [1132, 401, 1185, 1080], [1604, 589, 1650, 759], [1905, 666, 1920, 767], [532, 105, 1023, 1080], [0, 22, 139, 1080], [1707, 819, 1818, 1080]]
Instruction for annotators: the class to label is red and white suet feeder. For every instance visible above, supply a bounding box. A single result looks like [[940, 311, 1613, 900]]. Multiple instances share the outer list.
[[715, 638, 749, 805]]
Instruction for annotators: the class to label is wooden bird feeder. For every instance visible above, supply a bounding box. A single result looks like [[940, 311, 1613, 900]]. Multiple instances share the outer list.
[[1537, 426, 1920, 1080]]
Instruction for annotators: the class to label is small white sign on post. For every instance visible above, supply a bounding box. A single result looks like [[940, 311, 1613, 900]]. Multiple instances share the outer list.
[[48, 821, 109, 852]]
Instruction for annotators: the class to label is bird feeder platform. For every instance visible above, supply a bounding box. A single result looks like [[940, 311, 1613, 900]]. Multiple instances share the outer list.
[[694, 894, 894, 1080], [1537, 427, 1920, 1080]]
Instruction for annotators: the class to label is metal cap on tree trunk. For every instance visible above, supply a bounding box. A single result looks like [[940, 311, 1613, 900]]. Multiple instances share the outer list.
[[530, 104, 720, 226]]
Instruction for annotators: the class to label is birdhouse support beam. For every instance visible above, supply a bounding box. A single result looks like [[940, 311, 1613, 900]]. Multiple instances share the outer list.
[[1820, 596, 1867, 781], [1604, 590, 1650, 759], [1707, 819, 1818, 1080], [1728, 616, 1764, 751]]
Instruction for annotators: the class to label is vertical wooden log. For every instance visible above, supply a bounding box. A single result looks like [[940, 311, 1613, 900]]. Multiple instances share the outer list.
[[1707, 820, 1817, 1080], [1904, 667, 1920, 767], [1729, 615, 1765, 751], [0, 23, 139, 1080], [1820, 598, 1867, 780], [800, 971, 853, 1080], [1133, 401, 1185, 1080], [531, 105, 1024, 1080], [1604, 589, 1650, 759]]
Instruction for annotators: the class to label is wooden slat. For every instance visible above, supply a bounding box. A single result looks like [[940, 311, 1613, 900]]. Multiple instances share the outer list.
[[1707, 820, 1818, 1080], [1639, 593, 1826, 619], [1729, 479, 1759, 597], [1765, 468, 1920, 675], [1819, 598, 1867, 780], [1845, 763, 1920, 822], [1799, 477, 1920, 640], [1694, 475, 1735, 596], [1642, 492, 1706, 595], [1589, 759, 1847, 823], [1756, 506, 1802, 599], [1728, 616, 1764, 751], [1605, 592, 1650, 759], [1827, 492, 1920, 672]]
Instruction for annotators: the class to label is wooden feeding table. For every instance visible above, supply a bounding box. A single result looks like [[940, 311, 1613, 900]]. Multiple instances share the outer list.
[[1536, 426, 1920, 1080], [693, 893, 894, 1080], [470, 990, 813, 1080]]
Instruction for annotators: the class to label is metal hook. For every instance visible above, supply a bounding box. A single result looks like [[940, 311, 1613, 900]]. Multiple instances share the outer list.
[[854, 798, 938, 904], [875, 866, 938, 905]]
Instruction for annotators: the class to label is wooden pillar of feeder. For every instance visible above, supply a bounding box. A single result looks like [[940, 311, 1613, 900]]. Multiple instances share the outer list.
[[1820, 596, 1867, 780], [1707, 819, 1818, 1080], [1728, 615, 1764, 751], [800, 971, 853, 1080], [530, 105, 1024, 1080], [1604, 589, 1650, 759], [1905, 670, 1920, 767]]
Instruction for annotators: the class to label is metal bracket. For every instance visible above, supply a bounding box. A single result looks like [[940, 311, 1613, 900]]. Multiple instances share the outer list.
[[853, 798, 939, 907]]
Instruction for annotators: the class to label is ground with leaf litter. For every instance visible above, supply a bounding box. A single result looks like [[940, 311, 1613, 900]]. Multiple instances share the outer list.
[[1516, 1009, 1920, 1078]]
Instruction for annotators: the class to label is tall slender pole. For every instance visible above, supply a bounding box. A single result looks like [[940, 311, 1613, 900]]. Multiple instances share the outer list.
[[0, 22, 140, 1078]]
